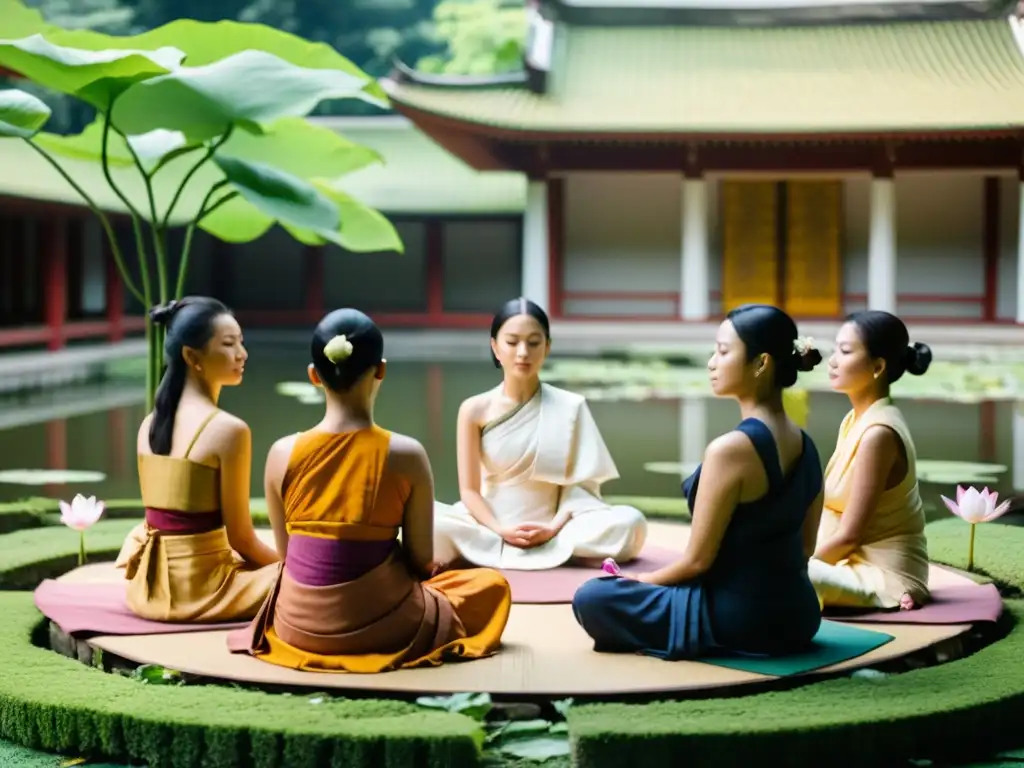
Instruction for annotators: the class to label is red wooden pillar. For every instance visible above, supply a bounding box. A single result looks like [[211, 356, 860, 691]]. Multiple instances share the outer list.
[[304, 245, 325, 322], [425, 220, 444, 321], [41, 217, 67, 351], [106, 237, 124, 341], [982, 177, 1000, 322], [547, 178, 565, 318]]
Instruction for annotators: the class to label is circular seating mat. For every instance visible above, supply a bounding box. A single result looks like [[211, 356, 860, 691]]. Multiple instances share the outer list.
[[58, 523, 973, 697]]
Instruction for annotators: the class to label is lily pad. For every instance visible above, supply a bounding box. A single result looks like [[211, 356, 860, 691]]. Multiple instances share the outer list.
[[541, 358, 1024, 404], [916, 461, 1007, 486], [0, 470, 106, 486], [643, 462, 701, 478], [275, 381, 324, 405]]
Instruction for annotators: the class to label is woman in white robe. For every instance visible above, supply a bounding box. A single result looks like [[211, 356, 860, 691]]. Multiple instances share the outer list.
[[433, 298, 648, 571]]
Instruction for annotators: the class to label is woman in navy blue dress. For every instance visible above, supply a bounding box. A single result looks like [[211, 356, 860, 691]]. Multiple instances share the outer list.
[[572, 304, 825, 660]]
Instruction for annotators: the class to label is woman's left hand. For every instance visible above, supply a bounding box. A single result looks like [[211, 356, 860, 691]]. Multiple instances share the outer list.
[[516, 522, 557, 547]]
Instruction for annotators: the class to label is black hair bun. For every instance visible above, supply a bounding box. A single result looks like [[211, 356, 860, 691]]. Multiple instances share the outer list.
[[149, 300, 179, 327], [795, 347, 822, 373], [904, 342, 932, 376]]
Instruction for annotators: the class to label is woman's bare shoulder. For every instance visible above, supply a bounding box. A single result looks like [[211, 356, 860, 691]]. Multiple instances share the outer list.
[[458, 391, 494, 426], [387, 431, 431, 480]]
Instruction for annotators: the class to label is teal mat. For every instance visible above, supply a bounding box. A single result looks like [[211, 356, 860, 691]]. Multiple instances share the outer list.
[[703, 619, 894, 676]]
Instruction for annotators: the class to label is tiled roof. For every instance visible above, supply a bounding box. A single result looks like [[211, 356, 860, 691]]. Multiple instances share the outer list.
[[385, 19, 1024, 135]]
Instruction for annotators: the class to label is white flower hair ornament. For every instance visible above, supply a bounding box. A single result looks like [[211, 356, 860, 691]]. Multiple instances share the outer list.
[[793, 336, 816, 356], [324, 334, 354, 364]]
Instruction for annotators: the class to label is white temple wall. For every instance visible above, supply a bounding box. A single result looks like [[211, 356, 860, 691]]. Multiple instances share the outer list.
[[561, 172, 684, 317], [561, 169, 1012, 321]]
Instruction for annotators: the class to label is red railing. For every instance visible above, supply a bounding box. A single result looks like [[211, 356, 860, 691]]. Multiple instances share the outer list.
[[0, 317, 145, 349], [556, 289, 996, 323]]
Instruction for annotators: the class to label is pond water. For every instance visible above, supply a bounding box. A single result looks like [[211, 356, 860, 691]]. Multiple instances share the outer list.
[[0, 343, 1021, 527]]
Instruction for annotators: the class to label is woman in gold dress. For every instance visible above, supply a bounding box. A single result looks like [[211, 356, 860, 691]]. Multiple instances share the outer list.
[[116, 296, 279, 621]]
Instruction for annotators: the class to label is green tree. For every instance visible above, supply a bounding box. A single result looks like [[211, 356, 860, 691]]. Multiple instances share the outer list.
[[416, 0, 526, 76], [0, 15, 402, 408]]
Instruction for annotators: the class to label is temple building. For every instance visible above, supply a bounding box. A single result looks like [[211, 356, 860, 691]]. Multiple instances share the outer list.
[[4, 0, 1024, 351], [383, 0, 1024, 325]]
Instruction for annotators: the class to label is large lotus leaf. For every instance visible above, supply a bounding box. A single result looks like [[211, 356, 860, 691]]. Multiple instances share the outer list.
[[281, 181, 403, 253], [125, 129, 195, 173], [50, 18, 386, 105], [34, 115, 381, 184], [0, 0, 50, 44], [111, 50, 374, 141], [34, 118, 133, 165], [205, 153, 340, 244], [0, 34, 184, 110], [198, 191, 274, 243], [0, 87, 49, 137], [223, 117, 382, 181]]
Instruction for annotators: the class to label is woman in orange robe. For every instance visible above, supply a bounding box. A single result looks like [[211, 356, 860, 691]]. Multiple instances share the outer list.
[[230, 308, 511, 672]]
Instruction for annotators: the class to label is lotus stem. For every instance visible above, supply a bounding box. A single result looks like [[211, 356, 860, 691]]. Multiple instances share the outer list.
[[120, 129, 168, 305], [78, 531, 86, 567], [968, 523, 976, 571], [163, 127, 233, 229], [100, 100, 146, 225], [176, 183, 235, 298]]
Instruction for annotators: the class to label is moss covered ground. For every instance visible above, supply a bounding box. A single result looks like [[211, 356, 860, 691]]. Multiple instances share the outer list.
[[0, 500, 1020, 767]]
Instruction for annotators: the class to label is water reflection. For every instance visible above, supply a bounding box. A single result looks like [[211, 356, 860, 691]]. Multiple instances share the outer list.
[[0, 347, 1020, 528]]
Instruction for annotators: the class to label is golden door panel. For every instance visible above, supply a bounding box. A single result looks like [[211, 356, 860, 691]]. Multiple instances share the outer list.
[[721, 181, 778, 313], [784, 180, 842, 318]]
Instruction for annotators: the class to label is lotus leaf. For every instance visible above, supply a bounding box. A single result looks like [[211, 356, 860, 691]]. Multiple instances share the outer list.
[[0, 34, 184, 110], [210, 153, 340, 238], [916, 461, 1007, 486], [49, 17, 386, 104], [0, 469, 106, 485], [0, 88, 50, 138], [111, 50, 371, 142], [643, 462, 701, 478]]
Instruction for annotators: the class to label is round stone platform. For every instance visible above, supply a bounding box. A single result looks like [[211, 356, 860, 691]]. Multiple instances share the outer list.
[[56, 523, 973, 697]]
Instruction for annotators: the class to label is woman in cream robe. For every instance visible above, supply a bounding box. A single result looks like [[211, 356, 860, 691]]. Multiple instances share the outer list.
[[434, 382, 648, 571]]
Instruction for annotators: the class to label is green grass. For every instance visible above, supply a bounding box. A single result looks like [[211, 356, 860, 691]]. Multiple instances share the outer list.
[[0, 590, 482, 767], [604, 496, 689, 521], [0, 500, 1022, 767]]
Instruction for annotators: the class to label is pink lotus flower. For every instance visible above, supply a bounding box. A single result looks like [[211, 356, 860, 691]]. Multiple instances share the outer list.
[[59, 494, 105, 530], [59, 494, 104, 566], [940, 485, 1010, 524], [939, 485, 1011, 571], [601, 558, 621, 576]]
